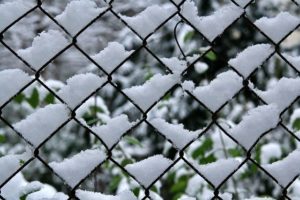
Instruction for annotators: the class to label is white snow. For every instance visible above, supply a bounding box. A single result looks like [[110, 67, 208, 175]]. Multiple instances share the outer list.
[[254, 12, 300, 43], [55, 0, 107, 36], [76, 190, 137, 200], [120, 5, 176, 38], [123, 73, 181, 111], [25, 184, 68, 200], [125, 155, 173, 187], [14, 104, 70, 146], [178, 197, 196, 200], [183, 70, 243, 112], [90, 115, 137, 149], [57, 73, 106, 109], [0, 0, 34, 32], [1, 173, 27, 200], [229, 104, 280, 150], [192, 158, 240, 186], [91, 42, 134, 73], [194, 62, 209, 74], [149, 118, 200, 150], [17, 30, 69, 70], [49, 149, 106, 188], [181, 1, 244, 41], [263, 149, 300, 186], [228, 44, 274, 77], [0, 151, 32, 184], [261, 143, 282, 164], [160, 55, 198, 74], [283, 53, 300, 71], [0, 69, 32, 106], [252, 77, 300, 112], [245, 198, 274, 200]]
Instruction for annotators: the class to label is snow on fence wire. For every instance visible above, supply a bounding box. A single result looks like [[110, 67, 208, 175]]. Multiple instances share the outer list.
[[0, 0, 300, 199]]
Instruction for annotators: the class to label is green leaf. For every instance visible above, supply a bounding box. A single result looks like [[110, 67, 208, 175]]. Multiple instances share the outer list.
[[109, 175, 121, 192], [19, 159, 25, 166], [90, 105, 104, 114], [20, 195, 27, 200], [14, 93, 25, 104], [205, 51, 217, 61], [170, 179, 187, 193], [124, 136, 142, 147], [144, 69, 153, 81], [183, 31, 194, 42], [121, 158, 134, 167], [26, 88, 39, 108], [132, 187, 140, 196], [228, 148, 243, 157], [199, 153, 216, 164], [192, 138, 213, 159], [44, 93, 55, 104], [292, 118, 300, 131], [0, 135, 5, 143], [150, 185, 159, 193]]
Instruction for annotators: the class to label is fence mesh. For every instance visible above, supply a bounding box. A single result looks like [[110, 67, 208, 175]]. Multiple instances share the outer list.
[[0, 0, 300, 199]]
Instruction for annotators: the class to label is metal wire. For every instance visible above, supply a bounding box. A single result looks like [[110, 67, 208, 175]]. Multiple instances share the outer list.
[[0, 0, 299, 199]]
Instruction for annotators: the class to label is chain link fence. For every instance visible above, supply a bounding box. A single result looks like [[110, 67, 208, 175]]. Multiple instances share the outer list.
[[0, 0, 300, 199]]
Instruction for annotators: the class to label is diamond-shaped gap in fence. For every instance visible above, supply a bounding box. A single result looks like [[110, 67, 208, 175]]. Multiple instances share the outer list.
[[112, 0, 178, 40], [1, 8, 73, 72], [153, 158, 236, 200], [214, 84, 281, 151], [229, 161, 280, 199], [210, 15, 275, 62], [179, 0, 244, 43], [217, 160, 277, 199], [248, 127, 300, 198], [220, 105, 280, 151], [73, 88, 142, 151], [181, 124, 247, 198], [254, 12, 300, 44], [0, 0, 36, 34], [243, 3, 300, 45], [183, 69, 243, 113], [107, 121, 180, 195], [247, 54, 300, 115], [39, 56, 109, 110], [74, 10, 142, 75], [1, 83, 71, 148], [40, 0, 109, 37], [117, 52, 182, 113], [121, 73, 181, 112], [146, 158, 236, 200], [37, 122, 108, 191], [144, 19, 213, 76], [1, 157, 68, 200], [73, 158, 137, 195], [145, 81, 212, 138]]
